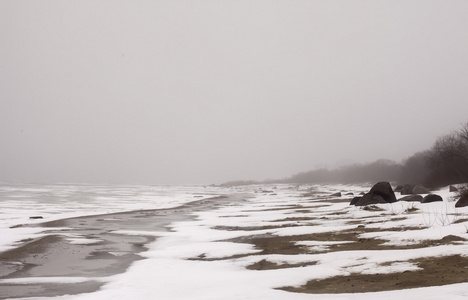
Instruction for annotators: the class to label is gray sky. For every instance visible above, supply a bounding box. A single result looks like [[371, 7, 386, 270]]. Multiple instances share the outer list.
[[1, 1, 468, 185]]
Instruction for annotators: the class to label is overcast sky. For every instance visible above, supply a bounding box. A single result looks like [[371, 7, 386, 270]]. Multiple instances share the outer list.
[[1, 1, 468, 185]]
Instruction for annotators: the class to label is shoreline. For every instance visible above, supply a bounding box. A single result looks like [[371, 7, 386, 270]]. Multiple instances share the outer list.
[[0, 194, 241, 299], [2, 185, 468, 299]]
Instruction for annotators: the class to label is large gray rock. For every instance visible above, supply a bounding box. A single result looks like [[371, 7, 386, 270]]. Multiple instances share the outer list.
[[450, 185, 458, 192], [413, 185, 430, 194], [398, 195, 423, 202], [455, 194, 468, 207], [373, 195, 386, 203], [422, 194, 443, 203], [355, 193, 383, 206], [349, 196, 361, 205], [355, 181, 398, 206], [370, 181, 398, 203], [400, 184, 415, 195]]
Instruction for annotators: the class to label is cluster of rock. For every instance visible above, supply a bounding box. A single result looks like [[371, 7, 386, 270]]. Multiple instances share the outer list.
[[349, 181, 444, 206], [349, 182, 397, 206], [331, 181, 468, 208]]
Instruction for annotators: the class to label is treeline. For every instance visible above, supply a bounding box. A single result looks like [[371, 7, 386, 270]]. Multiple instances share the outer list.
[[424, 122, 468, 187], [283, 122, 468, 188], [285, 159, 401, 185]]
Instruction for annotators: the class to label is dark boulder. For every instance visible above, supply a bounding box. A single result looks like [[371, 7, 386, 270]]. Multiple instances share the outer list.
[[29, 216, 43, 219], [398, 195, 423, 202], [450, 185, 459, 192], [413, 185, 430, 194], [355, 182, 397, 206], [355, 193, 379, 206], [455, 194, 468, 208], [350, 196, 361, 205], [394, 185, 404, 193], [400, 184, 415, 195], [369, 181, 398, 203], [373, 195, 387, 203], [345, 192, 354, 196], [422, 194, 443, 203], [330, 192, 342, 197], [356, 194, 387, 206]]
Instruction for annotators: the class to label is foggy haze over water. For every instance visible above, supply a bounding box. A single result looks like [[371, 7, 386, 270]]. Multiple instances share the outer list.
[[1, 1, 468, 185]]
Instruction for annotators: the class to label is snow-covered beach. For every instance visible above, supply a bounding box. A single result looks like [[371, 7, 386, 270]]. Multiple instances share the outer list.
[[3, 1, 468, 298], [2, 183, 468, 299]]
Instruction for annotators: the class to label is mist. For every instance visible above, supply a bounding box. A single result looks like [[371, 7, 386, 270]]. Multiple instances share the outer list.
[[1, 1, 468, 185]]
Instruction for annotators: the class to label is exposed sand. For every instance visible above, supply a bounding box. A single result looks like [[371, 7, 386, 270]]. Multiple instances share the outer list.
[[281, 254, 468, 293], [192, 198, 468, 294]]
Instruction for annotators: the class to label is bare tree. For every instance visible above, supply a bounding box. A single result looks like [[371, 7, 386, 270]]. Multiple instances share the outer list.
[[433, 125, 468, 163], [457, 122, 468, 145], [400, 151, 431, 184], [427, 122, 468, 187]]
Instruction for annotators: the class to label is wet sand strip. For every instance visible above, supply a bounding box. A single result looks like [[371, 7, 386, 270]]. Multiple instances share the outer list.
[[0, 194, 242, 299]]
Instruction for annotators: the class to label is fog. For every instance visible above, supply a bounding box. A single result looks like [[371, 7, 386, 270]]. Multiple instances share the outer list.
[[1, 1, 468, 185]]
